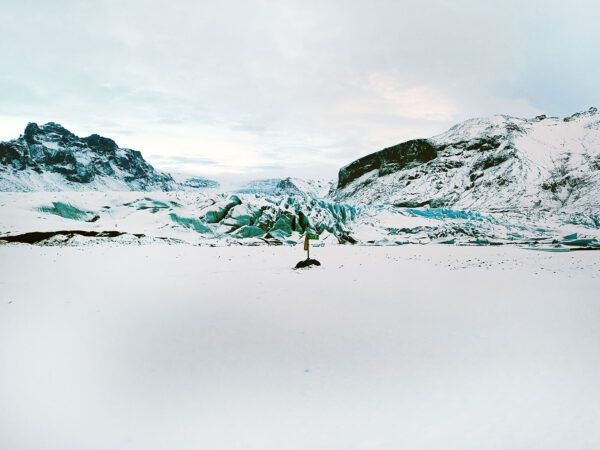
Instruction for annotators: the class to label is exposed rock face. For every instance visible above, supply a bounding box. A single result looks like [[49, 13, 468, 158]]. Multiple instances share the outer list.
[[337, 139, 439, 190], [0, 122, 177, 191]]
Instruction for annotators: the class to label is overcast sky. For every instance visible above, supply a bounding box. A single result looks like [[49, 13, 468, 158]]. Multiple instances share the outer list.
[[1, 0, 599, 181]]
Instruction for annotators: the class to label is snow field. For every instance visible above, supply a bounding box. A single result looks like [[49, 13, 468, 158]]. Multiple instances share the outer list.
[[1, 245, 600, 449]]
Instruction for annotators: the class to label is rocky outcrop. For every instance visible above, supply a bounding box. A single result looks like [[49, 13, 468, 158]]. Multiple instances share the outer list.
[[332, 108, 600, 216], [337, 139, 439, 190], [0, 122, 177, 191]]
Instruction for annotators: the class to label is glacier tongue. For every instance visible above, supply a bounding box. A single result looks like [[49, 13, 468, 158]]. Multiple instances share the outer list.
[[1, 191, 598, 247], [0, 191, 357, 246]]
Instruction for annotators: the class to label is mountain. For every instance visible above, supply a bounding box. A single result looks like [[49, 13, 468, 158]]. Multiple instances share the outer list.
[[169, 172, 220, 190], [233, 178, 282, 195], [332, 108, 600, 218], [0, 122, 179, 191], [179, 177, 220, 190], [275, 177, 333, 198], [235, 177, 333, 198]]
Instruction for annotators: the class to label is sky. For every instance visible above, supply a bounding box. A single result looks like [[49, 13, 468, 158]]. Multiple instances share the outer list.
[[1, 0, 599, 182]]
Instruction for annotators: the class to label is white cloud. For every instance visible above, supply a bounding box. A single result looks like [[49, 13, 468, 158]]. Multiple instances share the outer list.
[[362, 73, 457, 121], [1, 0, 598, 181]]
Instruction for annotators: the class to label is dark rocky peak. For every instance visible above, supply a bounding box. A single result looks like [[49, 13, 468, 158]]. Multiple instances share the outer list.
[[82, 134, 118, 153], [23, 122, 41, 144], [564, 107, 598, 122], [1, 121, 179, 191], [276, 177, 301, 193], [24, 122, 77, 145], [273, 178, 311, 198], [39, 122, 76, 138]]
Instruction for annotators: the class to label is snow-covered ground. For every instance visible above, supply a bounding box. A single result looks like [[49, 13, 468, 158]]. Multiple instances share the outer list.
[[1, 244, 599, 450]]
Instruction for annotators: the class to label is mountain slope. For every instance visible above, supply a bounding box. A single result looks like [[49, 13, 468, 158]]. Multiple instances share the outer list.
[[0, 122, 178, 191], [332, 108, 600, 216], [169, 172, 220, 190], [235, 177, 333, 198]]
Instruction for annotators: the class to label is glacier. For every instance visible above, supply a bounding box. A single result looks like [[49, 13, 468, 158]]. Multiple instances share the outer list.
[[1, 109, 600, 247]]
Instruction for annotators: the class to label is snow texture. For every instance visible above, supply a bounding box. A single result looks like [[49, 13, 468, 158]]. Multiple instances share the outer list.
[[1, 245, 599, 450]]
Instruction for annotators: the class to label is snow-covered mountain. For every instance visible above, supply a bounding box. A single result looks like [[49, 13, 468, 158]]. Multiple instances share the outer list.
[[275, 177, 333, 198], [0, 122, 179, 191], [332, 108, 600, 218], [235, 177, 333, 198], [169, 172, 220, 190], [233, 178, 282, 195]]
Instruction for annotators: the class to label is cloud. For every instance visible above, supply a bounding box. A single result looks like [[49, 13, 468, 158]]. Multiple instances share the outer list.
[[148, 155, 221, 166], [1, 0, 599, 180], [362, 73, 457, 121]]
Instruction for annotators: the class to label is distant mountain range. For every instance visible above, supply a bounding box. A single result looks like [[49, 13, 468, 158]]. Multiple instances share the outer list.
[[2, 109, 599, 220]]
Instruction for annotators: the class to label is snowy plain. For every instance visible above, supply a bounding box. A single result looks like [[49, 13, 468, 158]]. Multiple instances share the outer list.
[[1, 244, 599, 450]]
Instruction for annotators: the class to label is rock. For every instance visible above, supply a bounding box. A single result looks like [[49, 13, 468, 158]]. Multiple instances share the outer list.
[[332, 107, 600, 215], [337, 139, 439, 189], [295, 258, 321, 269]]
